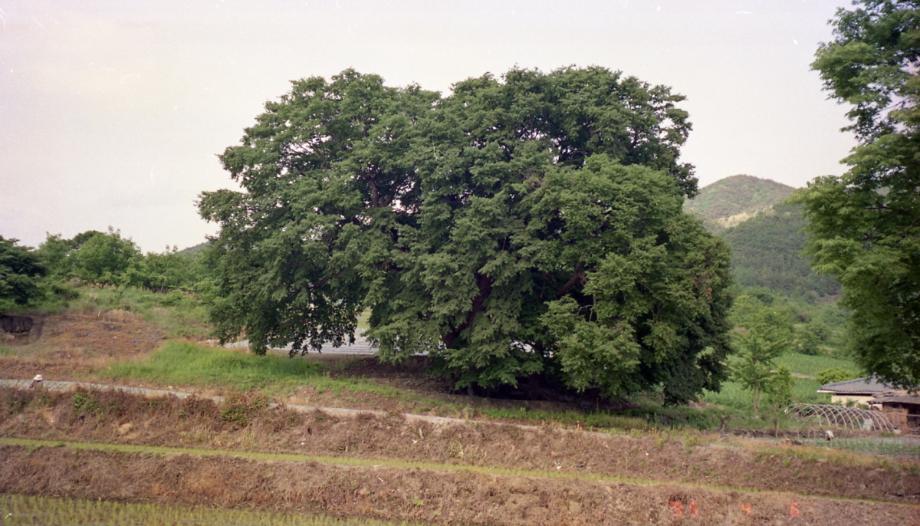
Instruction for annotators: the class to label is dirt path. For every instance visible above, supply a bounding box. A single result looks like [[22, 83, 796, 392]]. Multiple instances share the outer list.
[[0, 378, 533, 428], [3, 385, 918, 506]]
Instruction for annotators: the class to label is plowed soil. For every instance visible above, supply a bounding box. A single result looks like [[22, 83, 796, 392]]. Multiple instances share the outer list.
[[1, 388, 917, 505], [1, 445, 917, 526], [0, 312, 163, 378]]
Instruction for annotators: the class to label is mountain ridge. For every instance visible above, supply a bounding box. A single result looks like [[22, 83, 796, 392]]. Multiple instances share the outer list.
[[686, 175, 796, 231]]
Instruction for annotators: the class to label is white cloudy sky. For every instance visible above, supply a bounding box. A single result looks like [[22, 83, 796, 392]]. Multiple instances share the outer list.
[[0, 0, 855, 251]]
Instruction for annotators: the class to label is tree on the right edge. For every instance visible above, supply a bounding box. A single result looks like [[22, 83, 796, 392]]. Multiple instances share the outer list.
[[801, 0, 919, 388]]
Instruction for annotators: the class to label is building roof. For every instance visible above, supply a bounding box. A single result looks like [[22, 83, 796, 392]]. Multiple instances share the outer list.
[[872, 395, 920, 406], [817, 377, 900, 395]]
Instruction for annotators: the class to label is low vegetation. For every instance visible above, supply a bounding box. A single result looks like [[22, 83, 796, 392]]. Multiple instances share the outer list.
[[105, 341, 320, 392], [0, 494, 413, 526]]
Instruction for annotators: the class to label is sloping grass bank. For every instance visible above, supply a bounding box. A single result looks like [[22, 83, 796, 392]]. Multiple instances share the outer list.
[[0, 494, 413, 526]]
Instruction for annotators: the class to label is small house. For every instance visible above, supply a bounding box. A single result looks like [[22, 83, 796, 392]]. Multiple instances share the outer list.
[[870, 395, 920, 434], [817, 377, 919, 434], [816, 377, 901, 406]]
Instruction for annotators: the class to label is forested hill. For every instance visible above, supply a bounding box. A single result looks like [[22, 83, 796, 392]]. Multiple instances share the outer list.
[[177, 242, 209, 258], [686, 175, 838, 300], [685, 175, 795, 232], [721, 202, 840, 299]]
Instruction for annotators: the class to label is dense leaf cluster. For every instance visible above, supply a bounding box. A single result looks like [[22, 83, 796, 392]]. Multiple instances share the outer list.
[[35, 230, 205, 293], [802, 0, 920, 387], [0, 237, 47, 309], [200, 67, 733, 402]]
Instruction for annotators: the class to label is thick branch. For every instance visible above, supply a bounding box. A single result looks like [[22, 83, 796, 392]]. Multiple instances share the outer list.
[[443, 273, 493, 348], [555, 265, 586, 298]]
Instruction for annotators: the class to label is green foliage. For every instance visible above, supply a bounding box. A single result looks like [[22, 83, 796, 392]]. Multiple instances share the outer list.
[[200, 67, 733, 403], [37, 230, 209, 294], [684, 175, 794, 231], [0, 236, 47, 310], [70, 229, 141, 284], [730, 288, 848, 357], [721, 202, 841, 300], [801, 0, 920, 388], [817, 367, 854, 385], [763, 366, 793, 410], [126, 247, 206, 292], [71, 391, 102, 415], [731, 307, 793, 415]]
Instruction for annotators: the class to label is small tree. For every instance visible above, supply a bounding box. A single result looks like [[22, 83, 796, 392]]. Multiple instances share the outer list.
[[126, 248, 200, 292], [732, 309, 793, 416], [0, 237, 47, 310], [69, 229, 141, 285]]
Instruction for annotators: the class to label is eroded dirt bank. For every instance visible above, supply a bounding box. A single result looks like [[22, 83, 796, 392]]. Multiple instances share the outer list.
[[1, 445, 918, 526], [1, 387, 917, 504]]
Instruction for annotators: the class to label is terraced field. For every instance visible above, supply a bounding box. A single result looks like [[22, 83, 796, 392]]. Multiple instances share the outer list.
[[1, 309, 918, 524], [1, 386, 918, 524]]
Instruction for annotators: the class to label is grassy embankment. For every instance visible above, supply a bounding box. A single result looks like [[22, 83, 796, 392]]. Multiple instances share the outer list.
[[4, 284, 864, 433], [0, 494, 414, 526]]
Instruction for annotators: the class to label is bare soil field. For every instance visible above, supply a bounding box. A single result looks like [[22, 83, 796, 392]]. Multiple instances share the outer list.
[[2, 444, 918, 526], [0, 312, 163, 378], [1, 388, 917, 505], [2, 312, 919, 524]]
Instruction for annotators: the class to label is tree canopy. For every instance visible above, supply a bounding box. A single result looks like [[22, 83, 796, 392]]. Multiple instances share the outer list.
[[200, 67, 733, 403], [0, 237, 47, 310], [801, 0, 919, 388]]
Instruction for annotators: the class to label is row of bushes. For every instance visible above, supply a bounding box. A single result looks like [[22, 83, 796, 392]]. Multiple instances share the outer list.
[[1, 230, 209, 311]]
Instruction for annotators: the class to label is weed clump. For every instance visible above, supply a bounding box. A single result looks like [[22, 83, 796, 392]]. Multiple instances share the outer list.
[[71, 391, 102, 416], [220, 392, 269, 429]]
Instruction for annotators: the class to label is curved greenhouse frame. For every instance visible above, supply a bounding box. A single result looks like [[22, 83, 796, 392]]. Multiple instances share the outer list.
[[785, 403, 897, 432]]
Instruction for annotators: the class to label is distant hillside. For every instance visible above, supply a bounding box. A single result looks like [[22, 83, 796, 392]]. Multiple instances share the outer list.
[[686, 175, 795, 231], [721, 202, 840, 299], [177, 241, 209, 258]]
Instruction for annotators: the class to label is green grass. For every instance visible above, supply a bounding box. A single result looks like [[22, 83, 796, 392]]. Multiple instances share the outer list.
[[104, 341, 322, 392], [703, 376, 830, 411], [0, 494, 413, 525], [71, 285, 211, 339], [23, 284, 212, 339], [102, 340, 432, 402], [775, 352, 859, 379], [702, 351, 859, 411], [102, 341, 824, 433]]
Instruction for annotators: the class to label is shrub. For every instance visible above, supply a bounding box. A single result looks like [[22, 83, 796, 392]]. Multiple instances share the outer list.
[[817, 368, 853, 385]]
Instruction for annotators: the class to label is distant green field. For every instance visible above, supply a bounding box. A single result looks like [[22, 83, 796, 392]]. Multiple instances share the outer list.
[[0, 494, 412, 525], [775, 352, 859, 379], [702, 352, 859, 411]]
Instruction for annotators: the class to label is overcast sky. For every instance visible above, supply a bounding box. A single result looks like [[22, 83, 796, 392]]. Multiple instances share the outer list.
[[1, 0, 855, 251]]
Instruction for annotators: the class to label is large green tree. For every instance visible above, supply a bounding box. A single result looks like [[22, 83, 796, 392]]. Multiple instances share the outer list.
[[200, 68, 733, 402], [0, 237, 47, 310], [801, 0, 919, 388]]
